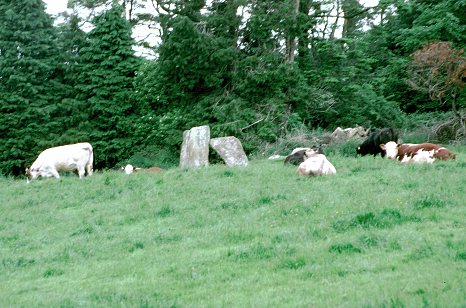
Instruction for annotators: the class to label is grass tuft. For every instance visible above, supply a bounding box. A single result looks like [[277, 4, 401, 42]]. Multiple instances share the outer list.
[[413, 195, 446, 209], [329, 243, 362, 254], [405, 245, 434, 261], [129, 242, 144, 252], [277, 257, 306, 270], [70, 225, 94, 236], [156, 205, 173, 217], [333, 209, 420, 232], [43, 268, 65, 277], [456, 251, 466, 261]]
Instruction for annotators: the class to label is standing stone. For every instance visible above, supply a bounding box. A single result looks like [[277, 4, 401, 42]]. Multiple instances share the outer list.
[[330, 126, 368, 143], [210, 137, 248, 167], [179, 125, 210, 168]]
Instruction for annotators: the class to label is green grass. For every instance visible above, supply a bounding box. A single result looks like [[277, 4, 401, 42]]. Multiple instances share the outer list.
[[1, 150, 465, 307]]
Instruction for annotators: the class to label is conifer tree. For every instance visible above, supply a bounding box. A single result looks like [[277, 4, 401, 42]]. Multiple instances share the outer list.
[[76, 3, 141, 169], [0, 0, 64, 176], [54, 14, 92, 144]]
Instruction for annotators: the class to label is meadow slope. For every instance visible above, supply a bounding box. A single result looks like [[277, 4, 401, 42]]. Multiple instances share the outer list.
[[1, 152, 465, 307]]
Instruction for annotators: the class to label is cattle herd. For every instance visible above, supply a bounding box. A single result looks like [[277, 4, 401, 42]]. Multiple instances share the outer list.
[[24, 127, 457, 182], [284, 127, 456, 177]]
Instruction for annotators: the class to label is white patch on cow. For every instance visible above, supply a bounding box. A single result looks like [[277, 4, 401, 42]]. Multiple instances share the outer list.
[[412, 149, 435, 164], [401, 149, 435, 164], [400, 154, 411, 163], [296, 154, 336, 176], [26, 143, 93, 181], [380, 141, 398, 159], [268, 154, 283, 160]]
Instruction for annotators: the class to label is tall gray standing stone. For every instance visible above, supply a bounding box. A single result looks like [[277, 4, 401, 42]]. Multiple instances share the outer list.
[[179, 125, 210, 168], [210, 136, 248, 167]]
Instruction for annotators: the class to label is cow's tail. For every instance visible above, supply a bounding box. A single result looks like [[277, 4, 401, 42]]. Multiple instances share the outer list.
[[84, 144, 94, 176]]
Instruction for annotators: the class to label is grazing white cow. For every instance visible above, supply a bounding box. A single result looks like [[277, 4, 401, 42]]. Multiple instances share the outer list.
[[400, 149, 435, 164], [26, 143, 93, 182], [123, 164, 163, 174], [296, 151, 336, 176]]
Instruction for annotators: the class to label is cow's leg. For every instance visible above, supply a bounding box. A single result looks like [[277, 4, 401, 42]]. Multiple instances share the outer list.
[[85, 162, 93, 176], [51, 169, 60, 179], [77, 167, 85, 179]]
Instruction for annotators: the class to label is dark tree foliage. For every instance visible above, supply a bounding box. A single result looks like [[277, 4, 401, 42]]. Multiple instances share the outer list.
[[76, 3, 141, 169], [53, 14, 91, 144], [0, 0, 65, 176], [367, 0, 466, 113]]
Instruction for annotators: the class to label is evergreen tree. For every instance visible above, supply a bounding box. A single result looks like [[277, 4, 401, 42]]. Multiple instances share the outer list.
[[54, 14, 91, 144], [76, 3, 141, 169], [0, 0, 64, 176]]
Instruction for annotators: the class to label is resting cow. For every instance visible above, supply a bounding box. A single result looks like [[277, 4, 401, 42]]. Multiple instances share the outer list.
[[284, 146, 324, 165], [356, 128, 398, 157], [25, 142, 93, 182], [380, 141, 456, 161], [296, 150, 336, 176], [123, 164, 163, 174]]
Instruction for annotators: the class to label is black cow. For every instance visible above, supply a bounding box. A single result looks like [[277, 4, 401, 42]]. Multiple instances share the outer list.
[[356, 128, 398, 157], [284, 146, 325, 165]]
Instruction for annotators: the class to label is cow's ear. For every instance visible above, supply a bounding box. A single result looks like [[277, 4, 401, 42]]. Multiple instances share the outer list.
[[380, 144, 385, 150]]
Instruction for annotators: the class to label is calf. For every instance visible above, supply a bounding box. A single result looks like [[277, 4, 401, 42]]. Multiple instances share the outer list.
[[284, 146, 324, 165], [123, 164, 163, 174], [26, 142, 93, 182], [356, 127, 398, 157], [296, 151, 336, 176], [380, 141, 456, 161]]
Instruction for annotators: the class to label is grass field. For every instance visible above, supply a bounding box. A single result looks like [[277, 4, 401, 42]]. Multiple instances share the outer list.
[[1, 149, 465, 307]]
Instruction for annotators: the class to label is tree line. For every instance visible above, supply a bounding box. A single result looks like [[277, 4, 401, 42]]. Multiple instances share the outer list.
[[1, 0, 465, 176]]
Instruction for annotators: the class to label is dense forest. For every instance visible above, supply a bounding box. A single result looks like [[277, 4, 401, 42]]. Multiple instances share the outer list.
[[1, 0, 465, 176]]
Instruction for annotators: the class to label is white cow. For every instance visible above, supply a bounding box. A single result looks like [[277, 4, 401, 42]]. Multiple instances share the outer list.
[[26, 142, 93, 182], [296, 152, 337, 176]]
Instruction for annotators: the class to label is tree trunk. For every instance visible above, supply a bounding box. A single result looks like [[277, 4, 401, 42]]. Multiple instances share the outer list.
[[286, 0, 299, 62]]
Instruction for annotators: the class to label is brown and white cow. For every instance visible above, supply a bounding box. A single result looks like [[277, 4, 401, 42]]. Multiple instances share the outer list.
[[380, 141, 456, 161], [123, 164, 163, 174], [26, 142, 93, 182], [296, 150, 336, 176]]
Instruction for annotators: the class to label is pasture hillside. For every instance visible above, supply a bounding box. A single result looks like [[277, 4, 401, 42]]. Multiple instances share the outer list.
[[1, 151, 465, 307]]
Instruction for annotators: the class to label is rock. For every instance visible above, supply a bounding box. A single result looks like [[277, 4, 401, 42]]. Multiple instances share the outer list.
[[210, 136, 248, 167], [330, 126, 368, 142], [179, 125, 210, 168]]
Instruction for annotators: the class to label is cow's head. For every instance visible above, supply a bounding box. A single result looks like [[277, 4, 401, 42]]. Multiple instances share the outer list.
[[380, 141, 398, 159], [303, 149, 318, 159], [25, 167, 40, 182]]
